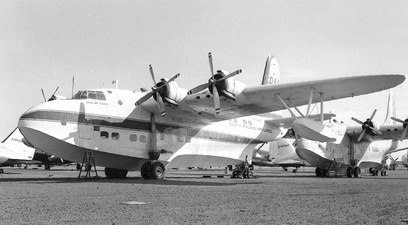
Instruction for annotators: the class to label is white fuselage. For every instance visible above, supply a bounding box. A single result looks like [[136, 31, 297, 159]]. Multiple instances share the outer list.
[[295, 120, 399, 170], [18, 89, 287, 171]]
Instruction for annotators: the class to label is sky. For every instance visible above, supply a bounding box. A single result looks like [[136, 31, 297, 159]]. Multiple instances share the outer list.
[[1, 1, 408, 157]]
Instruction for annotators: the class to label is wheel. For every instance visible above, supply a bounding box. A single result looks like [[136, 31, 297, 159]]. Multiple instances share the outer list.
[[236, 170, 243, 179], [105, 167, 114, 178], [283, 167, 288, 171], [141, 162, 152, 179], [384, 171, 387, 176], [353, 167, 361, 178], [292, 169, 298, 173], [346, 167, 353, 178], [231, 170, 237, 178], [45, 164, 51, 170], [315, 167, 323, 177], [322, 169, 328, 177], [0, 168, 3, 173], [243, 169, 252, 179], [150, 162, 165, 180], [76, 163, 81, 170]]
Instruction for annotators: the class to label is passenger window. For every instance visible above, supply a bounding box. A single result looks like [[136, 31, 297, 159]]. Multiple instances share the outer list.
[[243, 120, 247, 125], [140, 135, 146, 143], [112, 132, 120, 140], [100, 131, 109, 139], [130, 134, 137, 142], [248, 121, 252, 126]]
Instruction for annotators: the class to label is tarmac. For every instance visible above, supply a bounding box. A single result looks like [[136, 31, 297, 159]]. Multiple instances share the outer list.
[[1, 165, 408, 224]]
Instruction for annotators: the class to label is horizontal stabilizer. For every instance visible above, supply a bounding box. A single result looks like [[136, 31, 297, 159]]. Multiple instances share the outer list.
[[292, 118, 336, 142], [266, 113, 335, 128]]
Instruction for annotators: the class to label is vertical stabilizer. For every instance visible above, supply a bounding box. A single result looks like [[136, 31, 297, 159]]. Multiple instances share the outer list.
[[261, 55, 280, 85], [383, 91, 396, 125]]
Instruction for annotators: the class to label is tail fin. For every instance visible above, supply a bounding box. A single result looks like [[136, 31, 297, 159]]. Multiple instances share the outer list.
[[1, 128, 35, 160], [261, 55, 280, 85], [269, 138, 297, 163], [383, 91, 396, 125]]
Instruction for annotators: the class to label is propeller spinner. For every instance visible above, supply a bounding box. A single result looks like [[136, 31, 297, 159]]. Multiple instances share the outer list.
[[187, 52, 242, 114], [135, 65, 180, 116], [351, 109, 383, 142], [391, 117, 408, 141]]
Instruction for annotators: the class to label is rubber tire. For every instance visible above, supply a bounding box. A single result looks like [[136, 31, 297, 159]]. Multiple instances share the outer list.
[[346, 167, 353, 178], [353, 167, 361, 178], [315, 167, 323, 177], [292, 169, 298, 173], [141, 162, 152, 179], [150, 162, 165, 180]]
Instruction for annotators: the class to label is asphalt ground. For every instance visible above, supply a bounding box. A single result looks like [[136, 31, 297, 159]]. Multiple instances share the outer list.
[[1, 165, 408, 225]]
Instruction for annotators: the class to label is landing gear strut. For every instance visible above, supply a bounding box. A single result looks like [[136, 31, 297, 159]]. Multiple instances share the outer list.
[[140, 161, 165, 180]]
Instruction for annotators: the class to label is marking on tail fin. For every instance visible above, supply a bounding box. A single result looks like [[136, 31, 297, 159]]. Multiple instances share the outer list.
[[261, 55, 280, 85]]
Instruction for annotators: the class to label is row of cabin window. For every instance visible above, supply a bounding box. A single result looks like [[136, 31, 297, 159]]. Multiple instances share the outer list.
[[99, 131, 190, 143], [100, 131, 147, 142]]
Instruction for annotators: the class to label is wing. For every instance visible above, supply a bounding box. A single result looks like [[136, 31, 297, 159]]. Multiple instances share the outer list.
[[346, 124, 408, 141], [181, 74, 404, 121]]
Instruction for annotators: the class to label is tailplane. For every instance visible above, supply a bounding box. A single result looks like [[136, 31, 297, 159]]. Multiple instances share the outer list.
[[261, 55, 280, 85]]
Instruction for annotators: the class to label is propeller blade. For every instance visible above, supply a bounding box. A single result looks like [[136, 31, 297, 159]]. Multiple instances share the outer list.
[[351, 117, 364, 125], [155, 92, 166, 116], [215, 69, 242, 82], [357, 129, 366, 142], [187, 83, 210, 95], [391, 117, 406, 124], [209, 52, 214, 77], [149, 64, 157, 85], [369, 109, 377, 120], [401, 126, 408, 141], [371, 127, 383, 135], [41, 88, 47, 102], [52, 86, 59, 96], [135, 92, 154, 106], [167, 73, 180, 83], [213, 86, 220, 114]]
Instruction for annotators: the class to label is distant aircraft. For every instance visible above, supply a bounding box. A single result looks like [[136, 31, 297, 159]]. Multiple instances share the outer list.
[[293, 92, 408, 178], [18, 52, 405, 179], [252, 138, 309, 173], [0, 128, 35, 173]]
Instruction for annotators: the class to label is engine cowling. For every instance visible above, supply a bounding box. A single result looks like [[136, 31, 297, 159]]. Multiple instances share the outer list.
[[208, 70, 246, 100], [362, 119, 380, 136], [154, 79, 187, 106]]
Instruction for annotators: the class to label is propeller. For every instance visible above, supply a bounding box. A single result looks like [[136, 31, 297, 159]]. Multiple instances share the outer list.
[[187, 52, 242, 114], [391, 117, 408, 141], [351, 109, 383, 142], [135, 65, 180, 116], [41, 86, 60, 102]]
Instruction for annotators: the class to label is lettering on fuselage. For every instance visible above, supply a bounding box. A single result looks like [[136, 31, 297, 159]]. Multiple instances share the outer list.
[[228, 120, 274, 133]]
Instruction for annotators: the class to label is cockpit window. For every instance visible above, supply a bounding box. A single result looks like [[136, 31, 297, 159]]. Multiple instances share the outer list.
[[73, 91, 106, 100]]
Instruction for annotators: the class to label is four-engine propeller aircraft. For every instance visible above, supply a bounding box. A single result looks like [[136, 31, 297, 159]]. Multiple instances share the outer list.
[[293, 92, 408, 178], [0, 128, 35, 173], [18, 53, 405, 179]]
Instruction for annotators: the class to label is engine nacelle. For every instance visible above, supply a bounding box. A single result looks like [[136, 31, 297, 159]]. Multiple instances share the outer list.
[[155, 79, 187, 106], [363, 120, 380, 136], [208, 70, 247, 100]]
